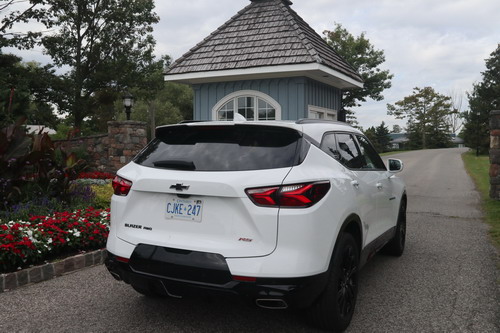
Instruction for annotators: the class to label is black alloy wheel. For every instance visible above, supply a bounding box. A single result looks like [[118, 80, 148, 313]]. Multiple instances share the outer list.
[[307, 233, 359, 332], [382, 199, 407, 256], [337, 242, 358, 319]]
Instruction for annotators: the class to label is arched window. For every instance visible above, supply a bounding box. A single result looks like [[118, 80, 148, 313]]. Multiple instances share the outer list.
[[212, 91, 281, 121]]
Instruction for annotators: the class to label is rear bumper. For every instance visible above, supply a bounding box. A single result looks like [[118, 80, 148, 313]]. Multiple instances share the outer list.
[[105, 247, 329, 309]]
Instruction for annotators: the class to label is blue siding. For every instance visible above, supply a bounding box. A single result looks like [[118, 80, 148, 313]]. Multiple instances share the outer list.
[[304, 79, 342, 112], [193, 86, 202, 120], [193, 77, 341, 121]]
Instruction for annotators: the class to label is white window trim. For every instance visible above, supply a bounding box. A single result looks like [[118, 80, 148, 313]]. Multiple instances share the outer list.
[[308, 105, 337, 121], [212, 90, 282, 121]]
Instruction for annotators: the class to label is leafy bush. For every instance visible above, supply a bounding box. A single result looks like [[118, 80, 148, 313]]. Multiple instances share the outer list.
[[91, 183, 113, 209], [0, 119, 86, 214], [0, 207, 109, 273]]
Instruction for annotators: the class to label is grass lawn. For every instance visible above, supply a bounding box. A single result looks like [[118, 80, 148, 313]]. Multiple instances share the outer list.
[[462, 151, 500, 249]]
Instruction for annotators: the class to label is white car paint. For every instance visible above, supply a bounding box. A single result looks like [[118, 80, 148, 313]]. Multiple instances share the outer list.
[[106, 120, 405, 278]]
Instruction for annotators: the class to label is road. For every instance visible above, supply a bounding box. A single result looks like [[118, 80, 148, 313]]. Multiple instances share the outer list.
[[1, 148, 498, 332]]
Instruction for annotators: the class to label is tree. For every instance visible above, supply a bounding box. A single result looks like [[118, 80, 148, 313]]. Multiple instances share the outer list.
[[0, 52, 60, 128], [387, 87, 452, 149], [0, 0, 46, 48], [130, 55, 173, 137], [462, 44, 500, 154], [39, 0, 160, 129], [447, 90, 464, 135], [117, 82, 193, 139], [364, 126, 377, 149], [391, 124, 402, 134], [374, 121, 391, 152], [364, 121, 391, 152], [323, 23, 393, 124]]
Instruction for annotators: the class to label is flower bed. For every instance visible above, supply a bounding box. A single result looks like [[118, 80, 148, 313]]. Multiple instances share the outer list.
[[74, 172, 114, 186], [0, 207, 109, 274], [77, 171, 114, 180]]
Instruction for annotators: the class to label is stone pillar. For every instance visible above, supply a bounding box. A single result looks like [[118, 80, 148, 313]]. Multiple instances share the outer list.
[[490, 110, 500, 200], [107, 121, 148, 172]]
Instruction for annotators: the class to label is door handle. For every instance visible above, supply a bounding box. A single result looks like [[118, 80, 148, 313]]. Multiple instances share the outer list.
[[376, 182, 383, 190], [351, 180, 359, 188]]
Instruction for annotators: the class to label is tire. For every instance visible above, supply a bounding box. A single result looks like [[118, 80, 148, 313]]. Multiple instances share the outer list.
[[382, 199, 406, 256], [307, 233, 359, 332]]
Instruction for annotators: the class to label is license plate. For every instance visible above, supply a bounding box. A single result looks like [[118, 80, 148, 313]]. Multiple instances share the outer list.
[[165, 197, 203, 222]]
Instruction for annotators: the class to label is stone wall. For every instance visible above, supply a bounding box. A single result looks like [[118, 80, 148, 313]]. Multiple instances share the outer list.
[[55, 121, 147, 173], [490, 110, 500, 200], [107, 121, 148, 172], [55, 134, 109, 171]]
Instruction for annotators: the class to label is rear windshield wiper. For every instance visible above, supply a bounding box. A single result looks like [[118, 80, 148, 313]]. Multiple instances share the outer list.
[[153, 160, 196, 171]]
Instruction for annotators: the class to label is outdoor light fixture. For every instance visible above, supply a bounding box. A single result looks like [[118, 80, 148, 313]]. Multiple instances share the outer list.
[[122, 92, 135, 120]]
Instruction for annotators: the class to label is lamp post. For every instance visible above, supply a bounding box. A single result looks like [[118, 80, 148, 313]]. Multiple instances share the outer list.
[[122, 92, 135, 120]]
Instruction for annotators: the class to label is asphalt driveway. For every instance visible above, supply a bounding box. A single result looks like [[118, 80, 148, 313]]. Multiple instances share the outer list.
[[0, 148, 498, 332]]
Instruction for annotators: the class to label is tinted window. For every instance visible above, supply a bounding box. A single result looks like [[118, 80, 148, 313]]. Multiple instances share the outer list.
[[320, 133, 340, 160], [335, 133, 364, 169], [355, 135, 386, 170], [134, 125, 303, 171]]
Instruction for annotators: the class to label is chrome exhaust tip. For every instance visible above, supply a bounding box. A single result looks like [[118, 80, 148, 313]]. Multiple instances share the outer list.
[[255, 299, 288, 309]]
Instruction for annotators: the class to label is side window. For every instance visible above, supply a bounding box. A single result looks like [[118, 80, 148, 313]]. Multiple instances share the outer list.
[[320, 133, 340, 160], [335, 133, 364, 169], [355, 135, 386, 170]]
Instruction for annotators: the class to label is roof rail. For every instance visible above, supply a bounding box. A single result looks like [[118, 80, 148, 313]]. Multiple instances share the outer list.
[[295, 119, 347, 125], [177, 120, 206, 124]]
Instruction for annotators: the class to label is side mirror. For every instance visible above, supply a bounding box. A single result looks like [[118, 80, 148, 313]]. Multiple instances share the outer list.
[[388, 158, 404, 173]]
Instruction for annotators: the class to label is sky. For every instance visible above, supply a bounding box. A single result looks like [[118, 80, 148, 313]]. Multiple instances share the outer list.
[[7, 0, 500, 130]]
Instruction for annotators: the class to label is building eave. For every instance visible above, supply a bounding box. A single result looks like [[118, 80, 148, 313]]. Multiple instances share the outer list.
[[164, 63, 363, 89]]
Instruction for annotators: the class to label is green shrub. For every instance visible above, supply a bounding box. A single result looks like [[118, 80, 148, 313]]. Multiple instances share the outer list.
[[1, 118, 87, 214], [91, 183, 113, 209]]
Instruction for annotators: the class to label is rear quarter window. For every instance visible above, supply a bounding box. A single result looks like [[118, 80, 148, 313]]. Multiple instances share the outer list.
[[134, 125, 305, 171]]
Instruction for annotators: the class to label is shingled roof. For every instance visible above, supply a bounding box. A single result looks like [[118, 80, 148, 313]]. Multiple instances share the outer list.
[[164, 0, 363, 89]]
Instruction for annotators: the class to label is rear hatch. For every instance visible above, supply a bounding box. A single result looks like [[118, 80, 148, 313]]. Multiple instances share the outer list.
[[114, 123, 306, 258]]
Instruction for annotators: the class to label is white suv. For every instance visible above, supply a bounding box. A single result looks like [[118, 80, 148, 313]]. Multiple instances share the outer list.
[[105, 119, 406, 332]]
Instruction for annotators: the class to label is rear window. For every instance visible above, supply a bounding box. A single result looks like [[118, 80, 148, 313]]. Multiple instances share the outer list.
[[134, 124, 305, 171]]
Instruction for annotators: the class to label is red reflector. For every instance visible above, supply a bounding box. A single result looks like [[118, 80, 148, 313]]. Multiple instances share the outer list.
[[112, 176, 132, 196], [233, 275, 257, 282], [116, 256, 130, 263]]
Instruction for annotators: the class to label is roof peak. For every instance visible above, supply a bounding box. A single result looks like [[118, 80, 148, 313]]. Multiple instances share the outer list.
[[165, 0, 362, 88], [251, 0, 293, 5]]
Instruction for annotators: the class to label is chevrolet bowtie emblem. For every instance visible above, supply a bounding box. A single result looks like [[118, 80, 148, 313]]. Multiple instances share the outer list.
[[170, 183, 190, 191]]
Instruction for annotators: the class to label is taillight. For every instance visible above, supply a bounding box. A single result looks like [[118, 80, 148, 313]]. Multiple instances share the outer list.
[[246, 181, 330, 208], [112, 176, 132, 196], [245, 186, 280, 206]]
